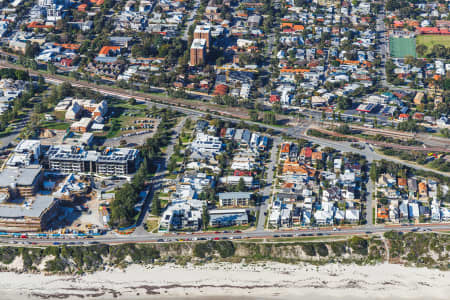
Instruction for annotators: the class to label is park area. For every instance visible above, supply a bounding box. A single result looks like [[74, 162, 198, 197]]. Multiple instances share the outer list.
[[389, 37, 416, 58], [416, 34, 450, 57]]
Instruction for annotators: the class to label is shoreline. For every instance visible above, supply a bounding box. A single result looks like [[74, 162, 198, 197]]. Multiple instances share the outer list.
[[0, 262, 449, 300]]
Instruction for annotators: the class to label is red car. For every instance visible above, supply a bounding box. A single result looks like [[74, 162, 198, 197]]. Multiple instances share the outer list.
[[213, 237, 220, 240]]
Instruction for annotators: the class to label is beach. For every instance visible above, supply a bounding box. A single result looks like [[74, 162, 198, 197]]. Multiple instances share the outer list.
[[0, 262, 449, 300]]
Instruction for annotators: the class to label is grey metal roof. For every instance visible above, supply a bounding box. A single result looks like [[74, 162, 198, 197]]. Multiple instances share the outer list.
[[0, 167, 41, 187], [217, 192, 252, 200], [0, 195, 55, 218], [209, 209, 248, 224]]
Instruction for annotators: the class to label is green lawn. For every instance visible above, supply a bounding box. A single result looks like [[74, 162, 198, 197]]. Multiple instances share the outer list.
[[416, 35, 450, 57], [173, 155, 184, 163], [160, 199, 168, 210], [372, 208, 376, 224], [104, 99, 152, 138], [166, 173, 178, 179], [106, 119, 121, 138], [181, 135, 192, 144], [111, 102, 147, 110], [40, 121, 70, 130]]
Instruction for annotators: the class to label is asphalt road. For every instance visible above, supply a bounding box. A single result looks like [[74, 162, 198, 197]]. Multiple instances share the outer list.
[[256, 136, 281, 230], [366, 178, 374, 226], [182, 0, 200, 41], [1, 223, 448, 246]]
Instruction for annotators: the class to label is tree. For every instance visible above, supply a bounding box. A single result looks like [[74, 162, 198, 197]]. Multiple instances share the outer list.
[[184, 118, 192, 129], [47, 62, 57, 75], [430, 44, 447, 58], [404, 56, 415, 66], [249, 110, 258, 122], [337, 97, 352, 110], [30, 112, 41, 132], [379, 197, 388, 205], [263, 111, 276, 125], [132, 167, 146, 190], [167, 157, 177, 173], [335, 124, 351, 134], [33, 102, 45, 114], [38, 75, 45, 87], [151, 105, 158, 115], [237, 177, 246, 192], [110, 183, 139, 227], [128, 98, 136, 105], [440, 128, 450, 138], [25, 42, 40, 59], [151, 194, 161, 216], [416, 44, 427, 57], [202, 206, 210, 230]]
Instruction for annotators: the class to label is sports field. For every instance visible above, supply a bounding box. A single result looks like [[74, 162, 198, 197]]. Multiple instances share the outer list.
[[389, 37, 416, 58], [416, 34, 450, 57]]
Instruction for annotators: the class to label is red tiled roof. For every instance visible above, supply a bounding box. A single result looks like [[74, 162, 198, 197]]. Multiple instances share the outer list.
[[99, 46, 120, 56], [27, 21, 54, 29]]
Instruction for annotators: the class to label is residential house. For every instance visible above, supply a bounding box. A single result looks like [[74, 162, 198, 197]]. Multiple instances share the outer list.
[[418, 182, 428, 198], [209, 209, 248, 227], [218, 192, 252, 207]]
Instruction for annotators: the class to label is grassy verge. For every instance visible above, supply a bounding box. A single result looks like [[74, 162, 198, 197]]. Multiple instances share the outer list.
[[372, 208, 376, 224], [204, 224, 253, 232], [146, 218, 160, 233]]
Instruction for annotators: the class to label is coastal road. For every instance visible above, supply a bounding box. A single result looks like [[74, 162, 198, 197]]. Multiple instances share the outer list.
[[2, 223, 449, 246]]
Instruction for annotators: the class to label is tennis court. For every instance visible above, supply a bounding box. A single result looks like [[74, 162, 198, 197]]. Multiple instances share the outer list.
[[389, 37, 416, 58]]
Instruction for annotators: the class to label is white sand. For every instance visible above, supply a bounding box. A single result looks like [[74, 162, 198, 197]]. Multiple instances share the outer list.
[[0, 262, 449, 300]]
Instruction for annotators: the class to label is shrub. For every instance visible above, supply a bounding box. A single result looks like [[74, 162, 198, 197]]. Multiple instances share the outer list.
[[0, 247, 19, 264], [316, 243, 329, 257], [193, 241, 235, 258], [330, 242, 346, 256], [193, 242, 213, 258], [45, 257, 69, 272], [302, 244, 316, 256], [349, 237, 368, 256]]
